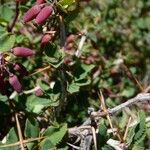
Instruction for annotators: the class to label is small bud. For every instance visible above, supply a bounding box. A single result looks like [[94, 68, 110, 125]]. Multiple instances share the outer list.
[[66, 34, 75, 44], [35, 88, 44, 97], [41, 34, 52, 48], [36, 0, 45, 4], [9, 74, 22, 93], [23, 5, 41, 23], [13, 63, 28, 76], [35, 5, 53, 25], [65, 43, 74, 51], [142, 104, 150, 110], [11, 47, 34, 57]]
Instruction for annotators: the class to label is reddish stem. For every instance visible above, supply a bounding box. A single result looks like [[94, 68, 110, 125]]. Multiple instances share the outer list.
[[7, 2, 19, 32]]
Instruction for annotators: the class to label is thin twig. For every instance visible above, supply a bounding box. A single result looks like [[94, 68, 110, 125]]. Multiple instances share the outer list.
[[15, 113, 25, 150], [67, 142, 80, 150], [121, 64, 144, 92], [29, 65, 51, 76], [7, 1, 19, 32], [98, 91, 114, 133], [123, 117, 132, 141], [0, 136, 45, 148], [91, 127, 97, 150], [98, 91, 123, 142], [109, 93, 150, 114]]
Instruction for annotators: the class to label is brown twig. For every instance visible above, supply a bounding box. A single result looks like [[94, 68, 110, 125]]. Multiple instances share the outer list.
[[29, 65, 51, 76], [121, 64, 144, 92], [91, 127, 97, 150], [98, 91, 114, 134], [15, 113, 25, 150], [0, 136, 45, 148], [98, 91, 123, 142], [123, 117, 132, 141]]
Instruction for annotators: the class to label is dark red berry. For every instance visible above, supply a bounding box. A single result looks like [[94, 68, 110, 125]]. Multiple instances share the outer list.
[[65, 43, 74, 51], [35, 88, 44, 97], [23, 5, 41, 23], [66, 34, 75, 43], [11, 47, 34, 57], [36, 0, 45, 4], [41, 34, 52, 48], [35, 5, 53, 25], [9, 74, 22, 93]]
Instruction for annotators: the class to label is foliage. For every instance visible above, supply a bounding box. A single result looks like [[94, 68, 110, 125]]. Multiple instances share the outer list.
[[0, 0, 149, 149]]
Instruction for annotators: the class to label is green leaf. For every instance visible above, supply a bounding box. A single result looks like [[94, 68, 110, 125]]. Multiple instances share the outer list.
[[26, 95, 59, 114], [58, 146, 68, 150], [24, 118, 39, 150], [76, 78, 91, 86], [74, 64, 95, 81], [45, 43, 65, 68], [121, 87, 135, 98], [98, 121, 107, 137], [40, 139, 55, 150], [25, 95, 51, 113], [0, 33, 16, 52], [0, 94, 8, 102], [127, 110, 146, 146], [132, 145, 144, 150], [119, 111, 128, 129], [126, 125, 136, 146], [37, 80, 50, 91], [101, 145, 114, 150], [58, 0, 75, 9], [135, 17, 150, 29], [98, 119, 107, 148], [0, 128, 18, 150], [43, 123, 67, 146], [0, 5, 14, 22], [67, 82, 80, 94], [25, 118, 39, 138], [134, 111, 146, 145]]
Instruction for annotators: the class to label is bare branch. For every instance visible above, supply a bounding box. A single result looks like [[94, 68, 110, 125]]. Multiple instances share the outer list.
[[69, 93, 150, 134], [15, 114, 25, 150], [92, 93, 150, 119]]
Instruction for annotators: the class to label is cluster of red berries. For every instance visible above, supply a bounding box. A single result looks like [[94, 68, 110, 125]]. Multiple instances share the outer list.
[[23, 0, 53, 25], [0, 47, 34, 94]]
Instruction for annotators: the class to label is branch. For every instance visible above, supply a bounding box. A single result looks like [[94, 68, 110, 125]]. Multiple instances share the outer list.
[[91, 93, 150, 119], [7, 1, 19, 32], [69, 93, 150, 133], [15, 114, 25, 150]]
